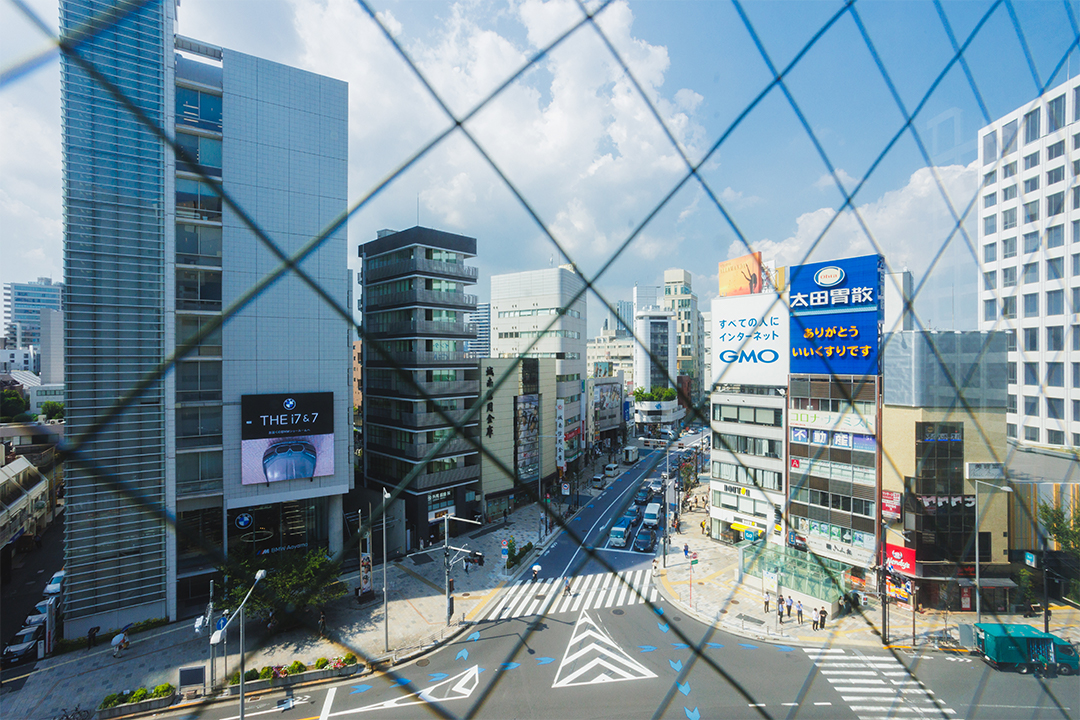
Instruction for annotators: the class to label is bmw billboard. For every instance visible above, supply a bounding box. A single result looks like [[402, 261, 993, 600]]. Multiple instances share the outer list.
[[240, 392, 335, 485]]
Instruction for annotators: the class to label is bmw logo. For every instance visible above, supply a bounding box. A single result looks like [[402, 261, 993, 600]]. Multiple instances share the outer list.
[[283, 398, 296, 410], [235, 513, 253, 529]]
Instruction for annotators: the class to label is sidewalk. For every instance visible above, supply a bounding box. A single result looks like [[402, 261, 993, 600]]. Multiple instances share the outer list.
[[0, 481, 606, 720], [655, 482, 1080, 651]]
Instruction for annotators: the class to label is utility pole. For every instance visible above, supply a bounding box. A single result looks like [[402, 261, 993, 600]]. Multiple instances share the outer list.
[[402, 514, 482, 626]]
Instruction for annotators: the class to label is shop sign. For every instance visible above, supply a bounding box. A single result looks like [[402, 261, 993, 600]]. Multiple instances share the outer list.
[[555, 399, 566, 470], [918, 495, 975, 511], [965, 462, 1005, 480], [960, 586, 972, 610], [881, 490, 902, 520], [788, 408, 875, 434], [428, 506, 454, 523], [885, 542, 915, 576]]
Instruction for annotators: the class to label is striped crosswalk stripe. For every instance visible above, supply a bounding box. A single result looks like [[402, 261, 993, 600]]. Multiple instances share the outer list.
[[475, 569, 659, 622]]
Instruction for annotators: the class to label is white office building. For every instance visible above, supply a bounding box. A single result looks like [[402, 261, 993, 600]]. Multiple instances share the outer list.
[[662, 269, 705, 401], [977, 79, 1080, 448]]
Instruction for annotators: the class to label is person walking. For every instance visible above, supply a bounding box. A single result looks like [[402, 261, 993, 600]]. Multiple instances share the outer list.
[[819, 607, 828, 629], [796, 601, 803, 624], [683, 543, 690, 558], [764, 591, 770, 613], [786, 595, 793, 618], [318, 611, 327, 637], [811, 608, 818, 631], [777, 602, 784, 625], [564, 578, 572, 597]]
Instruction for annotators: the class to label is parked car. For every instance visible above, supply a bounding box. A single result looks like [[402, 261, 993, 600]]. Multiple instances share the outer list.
[[43, 569, 65, 596], [633, 529, 657, 553], [3, 625, 44, 667], [25, 597, 61, 626]]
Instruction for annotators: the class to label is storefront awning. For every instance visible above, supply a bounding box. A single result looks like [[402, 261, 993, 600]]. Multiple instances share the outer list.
[[956, 578, 1017, 588]]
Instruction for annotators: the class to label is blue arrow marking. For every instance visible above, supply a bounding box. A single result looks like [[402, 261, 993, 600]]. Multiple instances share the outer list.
[[456, 648, 469, 660], [776, 645, 794, 652], [588, 504, 594, 508], [671, 643, 689, 649], [678, 681, 691, 696], [573, 517, 581, 522], [638, 645, 657, 653], [738, 643, 757, 650], [392, 677, 411, 686], [536, 657, 555, 665], [467, 631, 480, 642], [427, 673, 448, 682], [705, 642, 723, 649], [655, 607, 664, 615], [658, 623, 669, 633], [669, 659, 683, 672], [500, 662, 520, 670], [349, 684, 372, 694], [684, 707, 700, 720]]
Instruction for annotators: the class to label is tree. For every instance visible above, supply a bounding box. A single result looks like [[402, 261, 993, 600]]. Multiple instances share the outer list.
[[40, 401, 64, 420], [221, 548, 347, 623], [1038, 498, 1080, 601], [1, 389, 27, 420]]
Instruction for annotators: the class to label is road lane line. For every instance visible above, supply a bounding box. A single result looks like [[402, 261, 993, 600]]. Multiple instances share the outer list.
[[320, 687, 336, 720], [614, 569, 634, 606]]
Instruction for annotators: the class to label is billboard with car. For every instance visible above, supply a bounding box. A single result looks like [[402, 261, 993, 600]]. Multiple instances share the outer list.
[[240, 392, 335, 485]]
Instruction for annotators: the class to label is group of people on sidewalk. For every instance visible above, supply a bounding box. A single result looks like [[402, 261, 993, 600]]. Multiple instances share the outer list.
[[763, 591, 828, 630]]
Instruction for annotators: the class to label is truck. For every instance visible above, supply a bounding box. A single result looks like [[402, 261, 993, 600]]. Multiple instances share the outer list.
[[975, 623, 1078, 675], [622, 446, 638, 464], [608, 517, 633, 548]]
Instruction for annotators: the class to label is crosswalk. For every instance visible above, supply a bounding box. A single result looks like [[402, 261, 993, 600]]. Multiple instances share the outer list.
[[475, 569, 660, 622], [804, 647, 955, 720]]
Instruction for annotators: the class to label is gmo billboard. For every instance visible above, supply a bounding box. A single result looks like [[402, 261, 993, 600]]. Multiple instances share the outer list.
[[711, 293, 790, 386], [240, 392, 335, 485]]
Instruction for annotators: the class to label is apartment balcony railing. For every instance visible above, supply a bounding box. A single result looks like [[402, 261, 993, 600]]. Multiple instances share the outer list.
[[365, 289, 478, 310], [366, 350, 472, 368], [366, 378, 480, 397], [366, 320, 477, 338], [366, 408, 475, 429], [365, 258, 479, 283], [367, 436, 477, 461]]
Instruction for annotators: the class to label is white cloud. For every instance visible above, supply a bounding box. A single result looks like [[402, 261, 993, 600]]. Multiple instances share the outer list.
[[813, 168, 857, 191]]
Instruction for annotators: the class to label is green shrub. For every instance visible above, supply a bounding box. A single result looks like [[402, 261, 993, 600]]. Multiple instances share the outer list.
[[314, 657, 329, 669], [151, 683, 174, 698], [129, 688, 149, 703], [258, 666, 273, 680], [228, 671, 240, 685], [287, 660, 307, 674], [245, 669, 260, 682], [99, 694, 121, 709], [343, 652, 357, 666]]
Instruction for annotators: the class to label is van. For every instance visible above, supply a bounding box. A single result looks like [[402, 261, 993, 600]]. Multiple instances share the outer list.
[[642, 502, 662, 528], [604, 463, 619, 478], [591, 474, 605, 489], [609, 517, 633, 548], [622, 446, 639, 464]]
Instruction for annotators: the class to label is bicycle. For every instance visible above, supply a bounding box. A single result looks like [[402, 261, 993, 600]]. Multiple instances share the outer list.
[[56, 706, 92, 720]]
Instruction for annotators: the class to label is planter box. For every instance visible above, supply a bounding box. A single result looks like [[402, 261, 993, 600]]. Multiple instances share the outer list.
[[227, 665, 359, 694], [96, 692, 175, 719]]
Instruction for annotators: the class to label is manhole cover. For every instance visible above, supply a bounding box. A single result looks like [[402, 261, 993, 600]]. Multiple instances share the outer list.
[[698, 581, 705, 585], [462, 592, 470, 597], [416, 659, 430, 667], [720, 609, 728, 614], [672, 616, 683, 621], [729, 599, 739, 604], [612, 609, 624, 615]]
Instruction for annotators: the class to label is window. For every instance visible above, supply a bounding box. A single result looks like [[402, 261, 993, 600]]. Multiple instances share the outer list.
[[1024, 152, 1039, 170], [1074, 220, 1080, 243], [1024, 293, 1039, 317], [1047, 225, 1064, 249], [1047, 257, 1064, 280], [175, 132, 222, 173], [1024, 108, 1041, 143], [1047, 139, 1066, 160], [1003, 236, 1017, 258], [1075, 325, 1080, 351], [1003, 266, 1017, 287], [1074, 253, 1080, 276], [1003, 296, 1017, 318], [1024, 396, 1039, 416], [1024, 231, 1040, 253], [1022, 262, 1039, 284], [983, 242, 997, 262], [1048, 326, 1064, 351], [1025, 426, 1039, 442], [984, 193, 997, 208], [1076, 88, 1080, 121], [1003, 161, 1017, 178], [1007, 394, 1017, 413], [1075, 287, 1080, 313], [1074, 186, 1080, 209], [176, 86, 222, 132], [1006, 329, 1017, 351], [1002, 208, 1017, 229], [1023, 201, 1039, 223], [1048, 191, 1065, 216], [1047, 362, 1064, 387], [1075, 159, 1080, 175], [1047, 166, 1064, 185], [1048, 94, 1066, 131], [1024, 326, 1039, 351], [176, 406, 223, 449], [1003, 185, 1017, 201], [1047, 289, 1064, 315], [983, 271, 996, 290], [1075, 362, 1080, 387], [983, 131, 997, 163], [1007, 423, 1017, 438], [1007, 361, 1017, 383], [984, 215, 997, 234], [176, 224, 223, 267], [1024, 361, 1037, 385], [1003, 119, 1019, 155], [984, 170, 997, 185], [1047, 397, 1065, 420], [176, 268, 222, 312], [983, 299, 997, 322], [1047, 430, 1065, 446], [176, 178, 222, 220], [1024, 176, 1040, 193]]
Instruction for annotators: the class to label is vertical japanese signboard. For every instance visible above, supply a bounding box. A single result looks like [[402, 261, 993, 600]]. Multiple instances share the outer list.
[[555, 399, 566, 470]]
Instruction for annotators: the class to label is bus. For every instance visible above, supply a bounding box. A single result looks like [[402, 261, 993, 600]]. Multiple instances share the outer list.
[[622, 446, 639, 464]]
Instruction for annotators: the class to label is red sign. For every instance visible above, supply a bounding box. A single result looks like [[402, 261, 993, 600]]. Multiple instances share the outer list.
[[881, 490, 902, 520], [790, 458, 801, 469], [884, 543, 915, 577]]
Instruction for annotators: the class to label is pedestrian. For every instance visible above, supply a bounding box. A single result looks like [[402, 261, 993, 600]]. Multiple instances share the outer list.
[[464, 557, 470, 574], [683, 543, 690, 558], [653, 557, 658, 574], [796, 601, 803, 624], [503, 509, 508, 523], [34, 533, 42, 548], [87, 626, 99, 650], [318, 611, 327, 637], [786, 595, 793, 618], [812, 608, 818, 631], [819, 607, 828, 629], [777, 603, 784, 625], [764, 591, 770, 613]]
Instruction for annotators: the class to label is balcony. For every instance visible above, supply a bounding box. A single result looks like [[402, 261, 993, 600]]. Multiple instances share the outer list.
[[368, 436, 478, 461], [366, 258, 479, 283], [366, 408, 475, 429], [366, 350, 472, 368], [366, 378, 479, 397], [366, 320, 477, 338], [366, 289, 477, 310]]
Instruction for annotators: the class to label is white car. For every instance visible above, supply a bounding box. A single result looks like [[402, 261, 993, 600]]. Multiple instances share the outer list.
[[25, 597, 61, 626], [43, 569, 65, 596]]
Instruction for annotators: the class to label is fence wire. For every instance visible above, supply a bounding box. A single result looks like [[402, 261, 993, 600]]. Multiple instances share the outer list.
[[2, 0, 1078, 718]]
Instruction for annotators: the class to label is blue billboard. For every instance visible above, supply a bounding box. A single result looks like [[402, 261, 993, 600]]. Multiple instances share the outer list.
[[788, 254, 882, 376]]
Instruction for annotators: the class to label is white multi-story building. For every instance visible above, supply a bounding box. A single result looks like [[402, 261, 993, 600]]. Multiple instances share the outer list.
[[587, 332, 634, 390], [490, 267, 587, 472], [3, 277, 63, 349], [978, 79, 1080, 448], [466, 302, 491, 358], [701, 309, 712, 396], [662, 269, 705, 401]]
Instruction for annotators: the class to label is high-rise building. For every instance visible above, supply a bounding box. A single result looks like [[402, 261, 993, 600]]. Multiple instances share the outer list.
[[62, 0, 351, 633], [603, 300, 634, 338], [3, 277, 63, 349], [466, 302, 491, 358], [39, 308, 64, 385], [662, 269, 704, 401], [632, 308, 676, 393], [359, 227, 481, 547], [701, 309, 711, 394], [490, 267, 587, 471], [977, 80, 1079, 449]]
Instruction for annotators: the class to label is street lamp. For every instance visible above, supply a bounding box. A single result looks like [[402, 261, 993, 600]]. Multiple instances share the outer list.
[[211, 568, 267, 720], [974, 480, 1011, 625], [382, 487, 390, 653]]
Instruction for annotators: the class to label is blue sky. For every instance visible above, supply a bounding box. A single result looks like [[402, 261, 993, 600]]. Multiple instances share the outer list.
[[2, 0, 1078, 335]]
